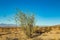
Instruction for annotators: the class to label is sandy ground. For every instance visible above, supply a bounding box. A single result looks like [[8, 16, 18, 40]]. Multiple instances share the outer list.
[[33, 29, 60, 40], [0, 27, 60, 40]]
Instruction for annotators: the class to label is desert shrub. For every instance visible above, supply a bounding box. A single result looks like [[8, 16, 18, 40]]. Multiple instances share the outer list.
[[6, 37, 19, 40], [33, 26, 39, 33], [48, 39, 55, 40], [33, 38, 43, 40], [6, 37, 12, 40], [42, 34, 48, 36], [56, 32, 60, 34], [58, 39, 60, 40], [15, 10, 35, 38], [13, 38, 18, 40]]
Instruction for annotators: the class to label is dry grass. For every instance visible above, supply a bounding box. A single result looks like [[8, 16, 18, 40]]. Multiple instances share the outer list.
[[0, 25, 60, 40]]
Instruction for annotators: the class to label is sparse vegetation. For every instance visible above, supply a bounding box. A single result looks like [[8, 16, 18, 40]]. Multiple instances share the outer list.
[[0, 25, 60, 40], [0, 9, 60, 40], [15, 10, 35, 38]]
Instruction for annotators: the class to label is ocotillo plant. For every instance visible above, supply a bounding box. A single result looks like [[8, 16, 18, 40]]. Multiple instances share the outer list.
[[26, 14, 35, 38], [15, 10, 35, 38], [16, 11, 27, 30]]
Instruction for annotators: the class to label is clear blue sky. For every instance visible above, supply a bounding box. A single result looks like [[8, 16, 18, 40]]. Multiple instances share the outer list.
[[0, 0, 60, 26]]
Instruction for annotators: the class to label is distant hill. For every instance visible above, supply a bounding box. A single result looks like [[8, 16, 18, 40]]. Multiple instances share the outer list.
[[0, 23, 60, 27], [0, 23, 17, 27]]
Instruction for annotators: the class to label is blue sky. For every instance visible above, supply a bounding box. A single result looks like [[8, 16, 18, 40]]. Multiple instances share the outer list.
[[0, 0, 60, 26]]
